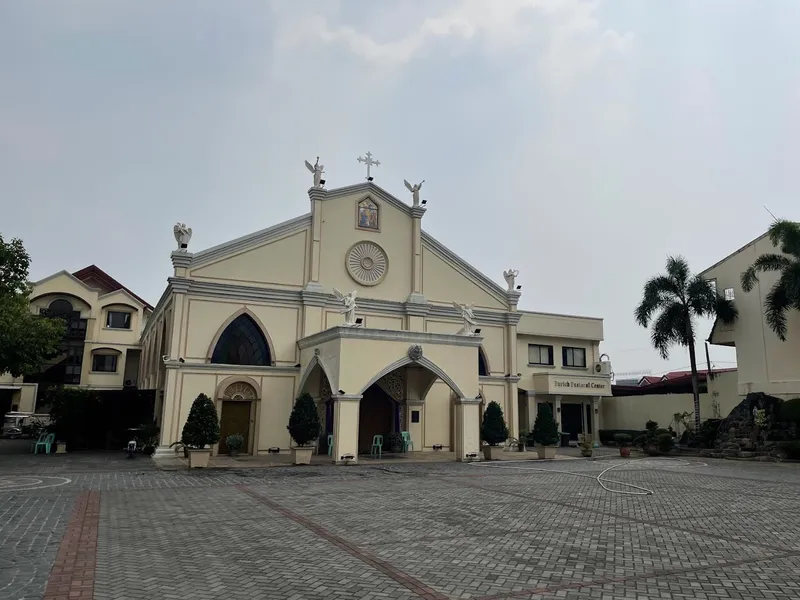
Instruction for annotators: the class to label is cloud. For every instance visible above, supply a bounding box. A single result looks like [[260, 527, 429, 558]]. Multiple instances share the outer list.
[[272, 0, 632, 87]]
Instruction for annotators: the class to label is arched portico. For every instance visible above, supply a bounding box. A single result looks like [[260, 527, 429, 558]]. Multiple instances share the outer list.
[[297, 326, 483, 464]]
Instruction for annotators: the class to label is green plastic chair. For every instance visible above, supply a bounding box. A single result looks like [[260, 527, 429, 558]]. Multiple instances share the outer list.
[[370, 434, 383, 459], [401, 431, 414, 452], [34, 433, 55, 455], [30, 431, 47, 453], [327, 434, 333, 456]]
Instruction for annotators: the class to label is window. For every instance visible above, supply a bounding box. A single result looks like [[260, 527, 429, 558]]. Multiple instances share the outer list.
[[211, 314, 271, 366], [724, 288, 735, 301], [562, 347, 587, 368], [92, 354, 117, 373], [106, 311, 132, 329], [528, 344, 554, 366], [708, 279, 717, 295], [478, 349, 489, 376]]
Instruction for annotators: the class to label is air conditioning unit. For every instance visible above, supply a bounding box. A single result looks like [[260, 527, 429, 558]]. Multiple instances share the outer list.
[[593, 361, 612, 376]]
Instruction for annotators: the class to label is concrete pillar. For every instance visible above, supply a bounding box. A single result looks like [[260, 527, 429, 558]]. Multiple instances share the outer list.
[[526, 390, 537, 430], [581, 400, 588, 434], [331, 394, 362, 464], [554, 395, 562, 430], [408, 206, 427, 304], [404, 400, 423, 451], [454, 396, 482, 461], [592, 396, 601, 445], [305, 188, 327, 292]]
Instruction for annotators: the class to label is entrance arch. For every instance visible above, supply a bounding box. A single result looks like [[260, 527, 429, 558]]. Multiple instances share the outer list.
[[216, 377, 259, 455]]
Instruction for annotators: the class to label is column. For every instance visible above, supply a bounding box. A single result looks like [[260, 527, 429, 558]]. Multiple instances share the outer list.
[[581, 400, 588, 436], [404, 400, 423, 451], [331, 394, 362, 464], [408, 206, 427, 304], [526, 390, 537, 430], [454, 396, 482, 461], [305, 188, 327, 293], [553, 396, 562, 430], [592, 396, 602, 446], [504, 313, 520, 440]]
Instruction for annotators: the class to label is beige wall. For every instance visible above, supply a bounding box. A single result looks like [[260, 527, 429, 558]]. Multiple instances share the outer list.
[[602, 370, 740, 431], [704, 235, 800, 399]]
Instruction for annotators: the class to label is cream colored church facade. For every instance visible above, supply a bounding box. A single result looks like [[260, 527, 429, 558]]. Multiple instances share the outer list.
[[140, 177, 611, 463]]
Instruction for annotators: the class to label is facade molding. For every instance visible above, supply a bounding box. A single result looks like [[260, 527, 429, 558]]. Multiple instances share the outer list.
[[215, 375, 262, 400], [298, 354, 337, 397], [163, 361, 299, 374], [297, 325, 483, 350]]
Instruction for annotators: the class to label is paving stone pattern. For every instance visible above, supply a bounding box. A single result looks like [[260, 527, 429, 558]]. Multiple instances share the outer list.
[[3, 448, 800, 599]]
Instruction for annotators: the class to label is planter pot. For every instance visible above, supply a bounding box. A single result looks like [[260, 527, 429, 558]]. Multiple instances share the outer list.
[[292, 446, 314, 465], [55, 442, 67, 454], [483, 445, 505, 460], [537, 445, 557, 460], [619, 447, 631, 458], [517, 443, 526, 452], [580, 448, 593, 457], [229, 449, 240, 457], [187, 449, 212, 468], [644, 444, 660, 457]]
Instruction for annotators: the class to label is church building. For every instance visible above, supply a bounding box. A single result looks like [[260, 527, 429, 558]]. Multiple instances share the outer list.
[[139, 164, 611, 463]]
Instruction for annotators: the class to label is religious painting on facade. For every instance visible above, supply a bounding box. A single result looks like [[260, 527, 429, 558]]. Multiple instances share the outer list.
[[357, 199, 379, 230]]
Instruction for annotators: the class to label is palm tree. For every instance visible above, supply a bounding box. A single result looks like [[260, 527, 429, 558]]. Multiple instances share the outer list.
[[740, 219, 800, 341], [635, 256, 738, 431]]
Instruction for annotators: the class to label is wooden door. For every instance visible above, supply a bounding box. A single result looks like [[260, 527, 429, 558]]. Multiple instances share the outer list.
[[219, 401, 251, 454]]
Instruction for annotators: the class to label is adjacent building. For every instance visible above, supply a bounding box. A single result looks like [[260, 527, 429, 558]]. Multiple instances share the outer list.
[[702, 232, 800, 401], [139, 177, 611, 462], [0, 265, 152, 413]]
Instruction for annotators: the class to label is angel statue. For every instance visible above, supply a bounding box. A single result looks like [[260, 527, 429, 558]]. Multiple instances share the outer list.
[[452, 301, 478, 336], [503, 269, 519, 292], [333, 288, 358, 326], [304, 157, 326, 188], [403, 179, 425, 206], [173, 222, 193, 250]]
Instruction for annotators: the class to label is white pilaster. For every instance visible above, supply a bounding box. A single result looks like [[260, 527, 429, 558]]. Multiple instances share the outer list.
[[331, 394, 362, 464], [454, 396, 482, 461]]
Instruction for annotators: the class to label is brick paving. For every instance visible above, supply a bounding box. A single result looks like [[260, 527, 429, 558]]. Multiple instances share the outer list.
[[2, 443, 800, 599]]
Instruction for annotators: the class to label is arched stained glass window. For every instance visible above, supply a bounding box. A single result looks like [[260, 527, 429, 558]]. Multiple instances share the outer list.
[[211, 314, 271, 366], [478, 348, 489, 377]]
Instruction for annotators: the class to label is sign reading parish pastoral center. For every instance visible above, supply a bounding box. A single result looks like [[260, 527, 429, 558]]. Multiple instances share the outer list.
[[532, 373, 611, 396]]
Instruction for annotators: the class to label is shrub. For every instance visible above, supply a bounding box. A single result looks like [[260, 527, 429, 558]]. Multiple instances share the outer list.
[[48, 386, 101, 450], [385, 432, 404, 452], [780, 398, 800, 423], [481, 401, 509, 446], [181, 393, 220, 449], [599, 429, 647, 445], [656, 433, 674, 453], [287, 392, 321, 447], [226, 433, 244, 451], [633, 434, 647, 447], [778, 440, 800, 460], [532, 403, 560, 446], [614, 433, 633, 447], [690, 418, 721, 448], [645, 420, 658, 432]]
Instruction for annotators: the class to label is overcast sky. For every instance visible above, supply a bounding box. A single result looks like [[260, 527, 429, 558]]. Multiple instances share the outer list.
[[2, 0, 798, 376]]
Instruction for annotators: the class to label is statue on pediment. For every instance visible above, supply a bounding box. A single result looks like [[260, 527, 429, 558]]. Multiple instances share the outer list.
[[404, 179, 425, 206], [305, 157, 326, 188], [503, 269, 519, 292], [453, 301, 478, 336], [333, 288, 358, 326], [173, 223, 192, 250]]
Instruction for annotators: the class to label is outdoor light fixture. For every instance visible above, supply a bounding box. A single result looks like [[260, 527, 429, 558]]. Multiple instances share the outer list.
[[355, 318, 363, 325], [475, 328, 481, 334], [319, 179, 326, 186], [268, 447, 280, 454], [466, 452, 478, 459], [367, 176, 374, 182], [433, 444, 443, 450], [557, 406, 561, 413], [178, 357, 185, 363], [421, 199, 427, 205], [338, 390, 345, 395], [341, 454, 355, 461], [516, 285, 522, 290], [294, 363, 301, 368]]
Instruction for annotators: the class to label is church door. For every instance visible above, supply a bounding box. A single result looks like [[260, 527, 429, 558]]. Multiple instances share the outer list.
[[219, 401, 251, 454], [358, 385, 395, 454]]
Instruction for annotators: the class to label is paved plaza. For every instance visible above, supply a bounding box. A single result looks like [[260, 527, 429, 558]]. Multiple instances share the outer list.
[[2, 444, 800, 599]]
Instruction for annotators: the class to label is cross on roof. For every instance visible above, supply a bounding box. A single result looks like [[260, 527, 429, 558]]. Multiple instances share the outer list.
[[357, 151, 380, 180]]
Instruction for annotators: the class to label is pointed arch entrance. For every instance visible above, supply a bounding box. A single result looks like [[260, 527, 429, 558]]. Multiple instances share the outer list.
[[216, 377, 260, 455], [210, 312, 273, 366]]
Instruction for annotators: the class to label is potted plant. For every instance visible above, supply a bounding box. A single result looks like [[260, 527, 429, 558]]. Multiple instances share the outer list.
[[386, 432, 404, 453], [480, 401, 509, 460], [532, 404, 559, 459], [517, 430, 529, 452], [226, 433, 244, 457], [579, 434, 593, 457], [181, 393, 220, 468], [287, 392, 321, 465], [614, 433, 632, 457]]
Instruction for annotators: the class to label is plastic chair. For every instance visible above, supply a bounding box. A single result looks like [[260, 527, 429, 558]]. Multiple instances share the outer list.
[[30, 431, 47, 453], [34, 433, 55, 455], [327, 434, 333, 456], [401, 431, 414, 452], [370, 434, 383, 459]]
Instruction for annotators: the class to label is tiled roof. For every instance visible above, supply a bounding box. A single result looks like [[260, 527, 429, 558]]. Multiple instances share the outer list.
[[71, 265, 153, 310]]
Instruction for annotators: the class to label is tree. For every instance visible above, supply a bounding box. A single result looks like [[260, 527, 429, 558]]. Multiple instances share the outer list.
[[181, 393, 220, 449], [0, 234, 65, 377], [740, 219, 800, 341], [532, 403, 559, 446], [287, 392, 321, 447], [635, 256, 738, 431], [480, 401, 509, 446]]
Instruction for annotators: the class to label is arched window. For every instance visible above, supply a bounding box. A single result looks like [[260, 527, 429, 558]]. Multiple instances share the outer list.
[[478, 348, 489, 377], [211, 314, 271, 366], [48, 299, 74, 316]]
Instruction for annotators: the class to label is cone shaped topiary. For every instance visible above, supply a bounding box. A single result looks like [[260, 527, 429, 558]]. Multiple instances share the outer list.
[[481, 401, 509, 446], [181, 393, 220, 449], [287, 392, 321, 447], [532, 403, 559, 446]]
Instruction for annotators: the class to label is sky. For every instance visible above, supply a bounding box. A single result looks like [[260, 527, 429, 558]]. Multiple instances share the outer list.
[[2, 0, 799, 377]]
